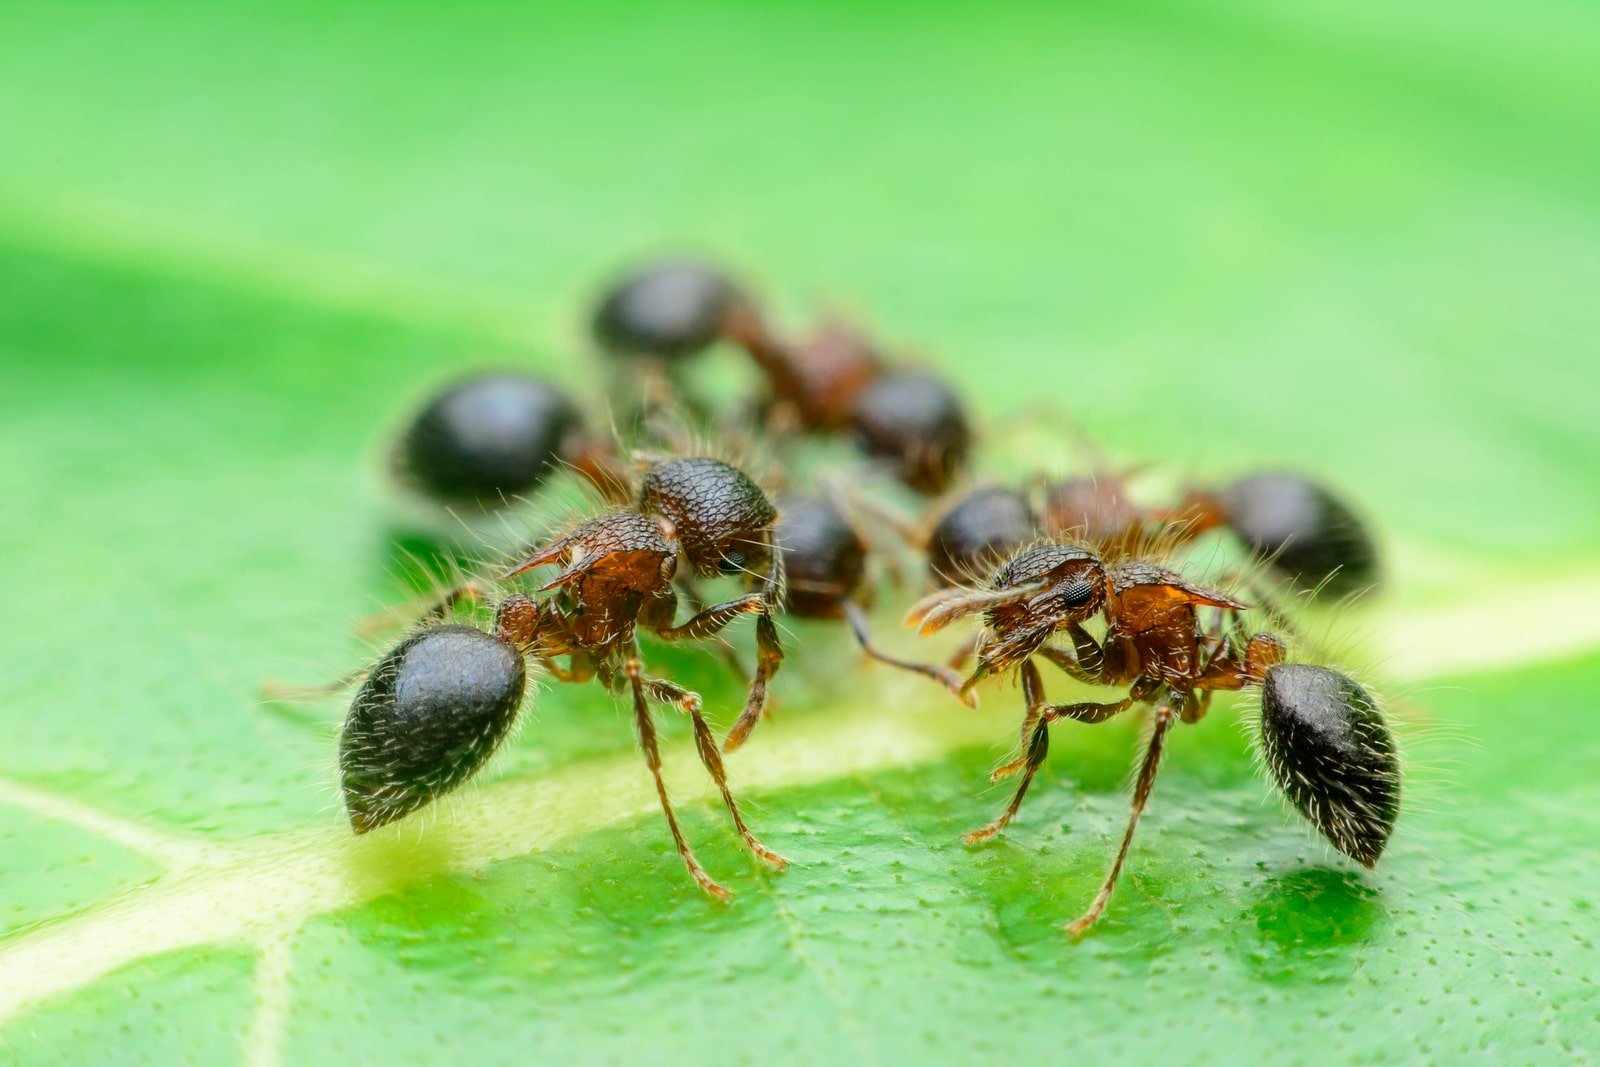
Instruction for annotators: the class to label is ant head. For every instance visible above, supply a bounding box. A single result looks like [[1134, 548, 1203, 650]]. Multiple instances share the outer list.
[[848, 371, 973, 494], [503, 510, 676, 593], [906, 541, 1106, 637], [397, 372, 585, 508], [639, 457, 778, 578], [991, 543, 1108, 628], [591, 259, 747, 362]]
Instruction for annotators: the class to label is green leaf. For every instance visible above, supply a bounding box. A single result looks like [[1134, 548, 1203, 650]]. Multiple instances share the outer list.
[[2, 1, 1598, 1064]]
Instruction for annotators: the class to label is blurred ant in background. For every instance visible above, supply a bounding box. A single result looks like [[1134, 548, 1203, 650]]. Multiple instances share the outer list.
[[592, 258, 975, 495], [393, 370, 628, 511], [1041, 464, 1379, 598], [908, 539, 1399, 936]]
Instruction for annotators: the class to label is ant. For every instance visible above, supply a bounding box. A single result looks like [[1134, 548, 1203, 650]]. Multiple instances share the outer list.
[[1042, 468, 1379, 598], [721, 490, 971, 751], [333, 499, 786, 898], [907, 539, 1399, 936], [591, 257, 974, 494], [291, 450, 791, 897], [725, 307, 974, 495], [394, 370, 627, 509]]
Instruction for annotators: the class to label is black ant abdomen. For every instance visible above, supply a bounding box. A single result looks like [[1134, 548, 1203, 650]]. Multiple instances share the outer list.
[[925, 485, 1039, 587], [775, 492, 867, 618], [848, 371, 973, 494], [397, 372, 587, 508], [1209, 472, 1379, 596], [1258, 663, 1400, 867], [591, 259, 747, 362], [339, 623, 529, 834]]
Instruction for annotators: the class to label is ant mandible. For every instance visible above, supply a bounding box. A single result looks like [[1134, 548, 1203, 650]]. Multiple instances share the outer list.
[[907, 541, 1400, 936]]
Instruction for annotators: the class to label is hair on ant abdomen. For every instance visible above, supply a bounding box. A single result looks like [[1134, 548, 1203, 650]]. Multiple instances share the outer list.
[[340, 615, 532, 834], [907, 537, 1400, 937]]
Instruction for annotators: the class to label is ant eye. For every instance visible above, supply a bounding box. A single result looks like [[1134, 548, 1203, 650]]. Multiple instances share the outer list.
[[719, 549, 747, 574], [1061, 578, 1097, 608]]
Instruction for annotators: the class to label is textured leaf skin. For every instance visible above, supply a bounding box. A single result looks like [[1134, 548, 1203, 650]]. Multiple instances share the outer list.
[[1, 0, 1598, 1064]]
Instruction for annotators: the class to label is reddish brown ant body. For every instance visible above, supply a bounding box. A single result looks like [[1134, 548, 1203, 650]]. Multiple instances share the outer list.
[[722, 299, 973, 495], [908, 539, 1399, 936], [496, 505, 786, 898], [294, 453, 793, 899]]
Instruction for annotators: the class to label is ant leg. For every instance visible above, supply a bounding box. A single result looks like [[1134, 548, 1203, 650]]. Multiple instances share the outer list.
[[1035, 644, 1099, 686], [842, 599, 974, 707], [723, 613, 783, 752], [1065, 703, 1175, 938], [675, 573, 751, 682], [624, 658, 730, 902], [540, 653, 594, 685], [966, 659, 1051, 843], [645, 679, 788, 870], [654, 594, 767, 641], [1043, 695, 1135, 725]]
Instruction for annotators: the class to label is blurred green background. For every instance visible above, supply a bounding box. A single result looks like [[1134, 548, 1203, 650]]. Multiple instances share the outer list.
[[1, 1, 1598, 1064]]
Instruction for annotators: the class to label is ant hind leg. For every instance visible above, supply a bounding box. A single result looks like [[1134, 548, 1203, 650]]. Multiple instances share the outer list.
[[723, 612, 783, 752]]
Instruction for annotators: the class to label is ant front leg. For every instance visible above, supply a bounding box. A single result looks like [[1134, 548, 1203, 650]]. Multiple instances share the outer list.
[[1034, 621, 1107, 686], [1066, 701, 1176, 938], [722, 546, 787, 751], [944, 632, 981, 673], [673, 572, 750, 682], [653, 592, 767, 642], [638, 669, 788, 870], [842, 599, 974, 707], [722, 612, 783, 752], [623, 657, 730, 902], [965, 659, 1052, 844]]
